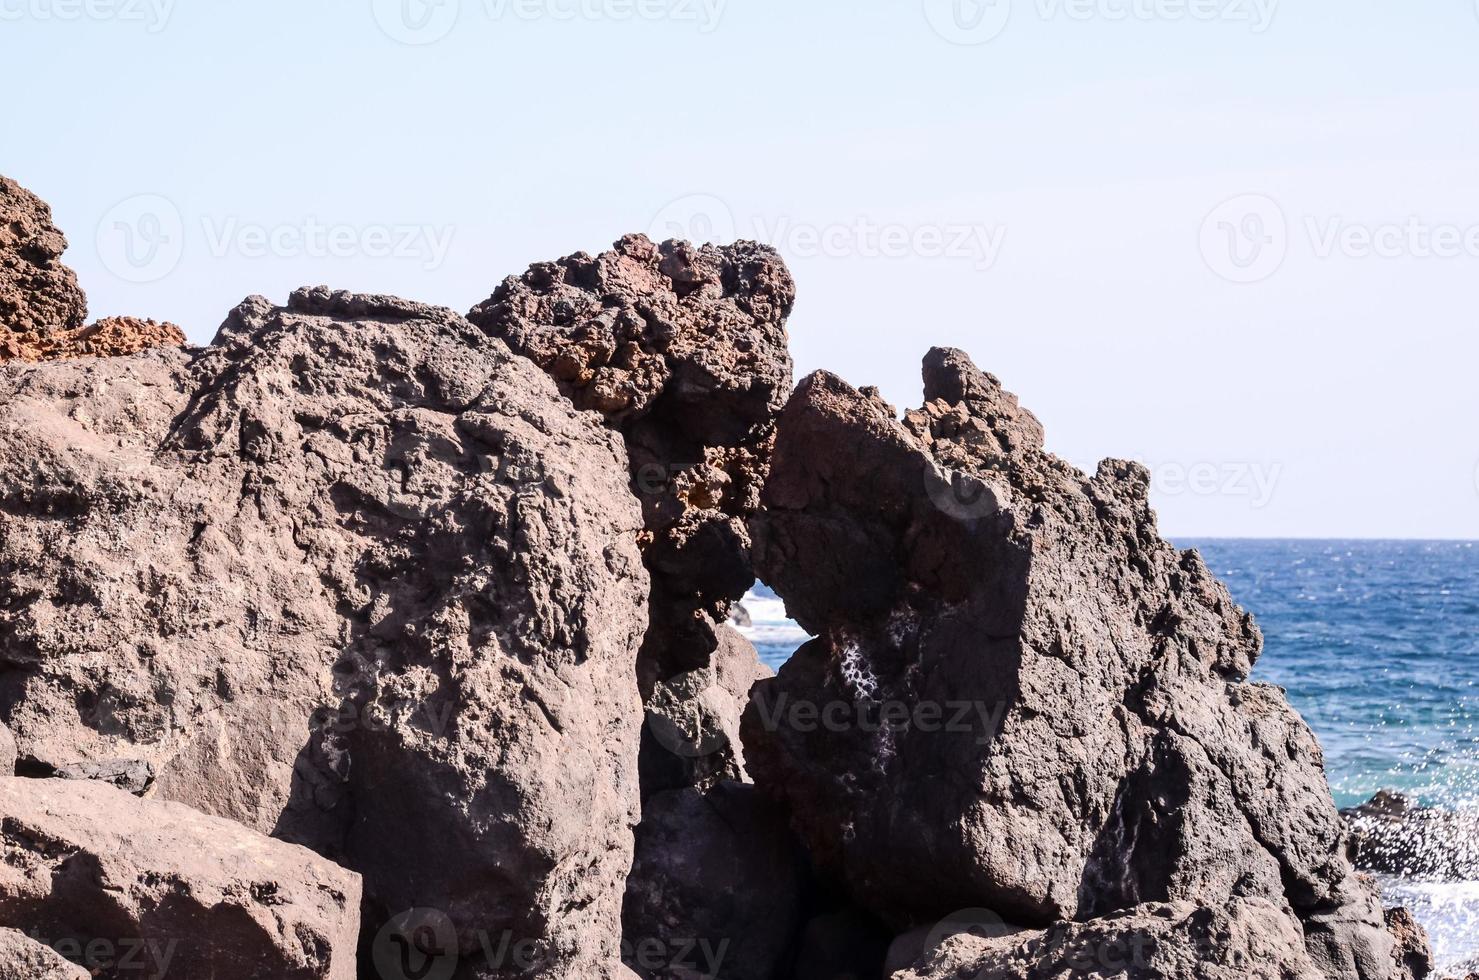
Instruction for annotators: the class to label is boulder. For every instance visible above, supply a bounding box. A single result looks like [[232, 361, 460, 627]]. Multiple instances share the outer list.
[[0, 927, 88, 980], [0, 177, 86, 336], [639, 625, 771, 797], [469, 233, 794, 695], [742, 348, 1427, 978], [1343, 790, 1479, 880], [890, 899, 1323, 980], [622, 781, 807, 980], [0, 287, 650, 978], [0, 776, 360, 978]]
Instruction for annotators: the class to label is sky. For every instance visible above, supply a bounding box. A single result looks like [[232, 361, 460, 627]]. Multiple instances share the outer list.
[[4, 0, 1478, 539]]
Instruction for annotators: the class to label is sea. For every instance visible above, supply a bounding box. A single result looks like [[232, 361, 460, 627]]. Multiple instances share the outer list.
[[736, 539, 1479, 973]]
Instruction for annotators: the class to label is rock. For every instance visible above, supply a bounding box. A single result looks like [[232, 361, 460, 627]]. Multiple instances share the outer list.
[[469, 233, 794, 695], [639, 625, 771, 796], [622, 781, 807, 980], [1343, 790, 1479, 880], [0, 287, 650, 978], [742, 348, 1427, 978], [1384, 907, 1433, 980], [890, 899, 1323, 980], [0, 776, 360, 978], [0, 177, 86, 336], [0, 927, 89, 980], [0, 723, 14, 775], [0, 316, 187, 363], [52, 758, 155, 795]]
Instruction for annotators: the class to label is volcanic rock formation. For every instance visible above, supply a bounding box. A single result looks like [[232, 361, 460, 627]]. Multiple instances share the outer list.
[[0, 178, 87, 337], [0, 286, 649, 979], [0, 176, 1438, 979], [0, 777, 360, 978], [0, 316, 185, 363], [1344, 790, 1479, 881], [742, 348, 1423, 979], [468, 233, 793, 697]]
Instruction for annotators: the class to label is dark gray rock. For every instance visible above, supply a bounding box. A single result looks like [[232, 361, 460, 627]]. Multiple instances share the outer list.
[[53, 758, 155, 795], [891, 899, 1322, 980], [742, 349, 1426, 979]]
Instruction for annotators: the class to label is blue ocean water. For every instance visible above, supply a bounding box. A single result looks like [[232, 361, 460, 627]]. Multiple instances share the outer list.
[[740, 539, 1479, 968], [1188, 539, 1479, 812]]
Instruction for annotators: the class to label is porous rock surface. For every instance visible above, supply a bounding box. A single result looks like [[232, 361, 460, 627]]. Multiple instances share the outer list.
[[891, 898, 1323, 980], [0, 287, 649, 978], [468, 233, 793, 694], [473, 235, 805, 979], [0, 316, 186, 363], [0, 177, 87, 336], [742, 348, 1422, 979], [0, 927, 88, 980], [0, 776, 360, 979]]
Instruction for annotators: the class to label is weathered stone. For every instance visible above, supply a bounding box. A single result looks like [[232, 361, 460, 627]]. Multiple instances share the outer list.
[[0, 927, 88, 980], [743, 348, 1426, 978], [0, 776, 360, 979], [638, 625, 770, 797], [0, 287, 650, 978], [890, 899, 1323, 980], [0, 177, 86, 336], [469, 233, 794, 694]]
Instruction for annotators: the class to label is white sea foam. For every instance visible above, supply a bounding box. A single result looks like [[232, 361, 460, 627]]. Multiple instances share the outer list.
[[733, 592, 811, 649], [1376, 874, 1479, 975]]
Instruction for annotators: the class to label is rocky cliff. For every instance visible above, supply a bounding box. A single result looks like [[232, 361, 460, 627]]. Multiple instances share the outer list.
[[0, 175, 1437, 979]]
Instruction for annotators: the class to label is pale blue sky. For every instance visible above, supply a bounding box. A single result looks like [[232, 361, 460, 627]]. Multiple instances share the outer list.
[[6, 0, 1479, 538]]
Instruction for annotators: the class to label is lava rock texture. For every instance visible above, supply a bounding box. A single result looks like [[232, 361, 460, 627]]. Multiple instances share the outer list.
[[0, 177, 1437, 979], [0, 178, 87, 336], [0, 777, 360, 978], [743, 348, 1423, 979], [0, 286, 649, 979], [469, 233, 793, 695]]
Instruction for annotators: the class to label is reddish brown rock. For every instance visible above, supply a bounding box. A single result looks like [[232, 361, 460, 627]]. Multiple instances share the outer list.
[[0, 776, 360, 979], [0, 288, 650, 979], [0, 177, 87, 336], [0, 316, 186, 363], [0, 928, 88, 980], [469, 233, 794, 694]]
